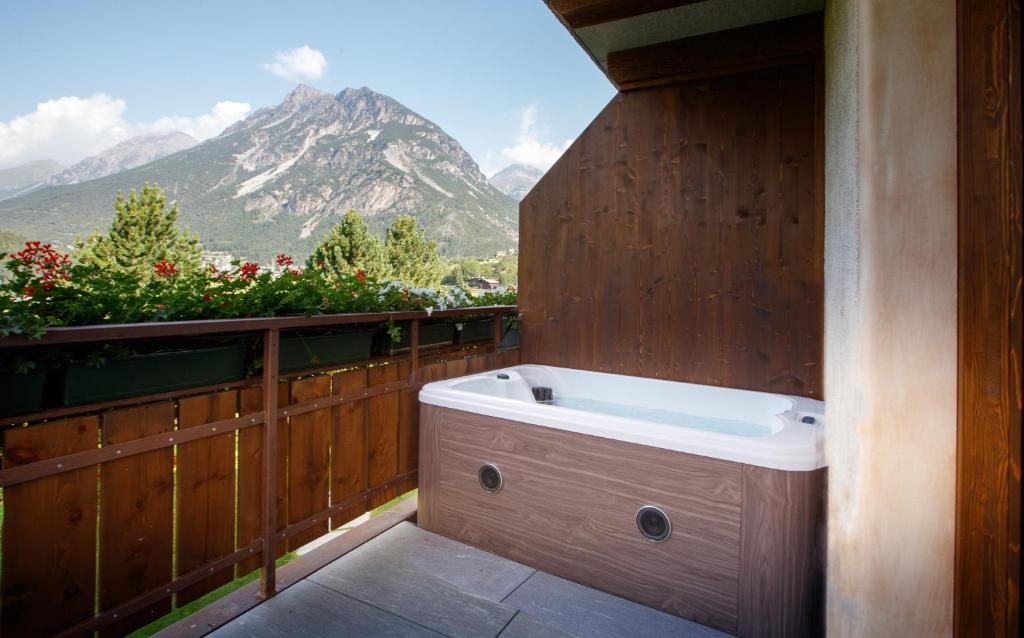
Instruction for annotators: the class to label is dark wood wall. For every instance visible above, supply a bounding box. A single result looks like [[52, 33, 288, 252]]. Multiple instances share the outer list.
[[955, 0, 1022, 635], [520, 62, 823, 399]]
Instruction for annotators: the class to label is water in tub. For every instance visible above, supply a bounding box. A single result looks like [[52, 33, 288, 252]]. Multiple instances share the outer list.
[[485, 370, 773, 437]]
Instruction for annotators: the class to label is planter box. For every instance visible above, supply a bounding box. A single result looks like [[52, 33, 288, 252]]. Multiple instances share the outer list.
[[455, 318, 495, 345], [501, 326, 520, 348], [279, 329, 376, 374], [0, 369, 47, 418], [61, 343, 247, 407], [384, 322, 455, 355]]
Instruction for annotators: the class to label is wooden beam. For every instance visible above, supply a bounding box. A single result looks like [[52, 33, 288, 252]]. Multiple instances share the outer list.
[[606, 13, 823, 90], [955, 0, 1022, 635], [546, 0, 707, 29]]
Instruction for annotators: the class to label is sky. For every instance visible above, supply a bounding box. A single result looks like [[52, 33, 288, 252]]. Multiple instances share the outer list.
[[0, 1, 616, 175]]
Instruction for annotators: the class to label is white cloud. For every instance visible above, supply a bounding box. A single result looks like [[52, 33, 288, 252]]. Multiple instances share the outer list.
[[262, 46, 328, 81], [0, 96, 251, 169], [485, 104, 573, 176]]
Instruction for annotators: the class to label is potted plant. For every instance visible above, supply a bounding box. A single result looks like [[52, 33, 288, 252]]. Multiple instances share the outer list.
[[279, 327, 376, 373], [59, 338, 248, 406]]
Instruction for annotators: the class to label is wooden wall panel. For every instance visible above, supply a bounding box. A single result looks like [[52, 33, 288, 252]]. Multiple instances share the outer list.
[[1, 416, 98, 638], [176, 391, 237, 605], [367, 363, 400, 508], [955, 0, 1022, 635], [99, 403, 175, 637], [287, 376, 331, 550], [331, 368, 368, 528], [520, 64, 823, 399]]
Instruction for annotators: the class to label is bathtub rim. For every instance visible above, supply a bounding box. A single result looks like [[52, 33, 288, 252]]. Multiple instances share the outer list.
[[419, 364, 826, 472]]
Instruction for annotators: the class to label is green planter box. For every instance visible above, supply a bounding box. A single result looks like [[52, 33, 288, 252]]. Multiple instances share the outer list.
[[0, 369, 47, 418], [61, 343, 247, 407], [455, 318, 495, 345], [279, 329, 376, 374], [384, 322, 455, 355]]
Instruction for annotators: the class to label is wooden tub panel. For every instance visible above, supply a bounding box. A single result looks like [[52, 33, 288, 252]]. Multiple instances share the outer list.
[[419, 405, 742, 632]]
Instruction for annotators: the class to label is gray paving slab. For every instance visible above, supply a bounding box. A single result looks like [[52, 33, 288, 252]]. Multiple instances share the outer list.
[[207, 579, 444, 638], [308, 522, 531, 638], [498, 612, 577, 637], [501, 571, 733, 638]]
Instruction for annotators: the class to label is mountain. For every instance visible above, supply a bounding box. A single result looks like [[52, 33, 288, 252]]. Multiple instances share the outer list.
[[0, 85, 518, 260], [48, 132, 198, 186], [488, 163, 544, 201], [0, 160, 63, 200]]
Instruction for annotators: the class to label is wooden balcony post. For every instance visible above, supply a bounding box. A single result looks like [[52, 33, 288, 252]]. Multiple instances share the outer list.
[[259, 328, 280, 598], [409, 319, 420, 383]]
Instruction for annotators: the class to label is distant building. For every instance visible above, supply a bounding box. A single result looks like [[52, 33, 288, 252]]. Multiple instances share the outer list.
[[202, 251, 235, 272], [466, 277, 501, 290]]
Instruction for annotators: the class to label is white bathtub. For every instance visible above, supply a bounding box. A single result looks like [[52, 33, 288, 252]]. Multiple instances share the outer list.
[[418, 364, 825, 471]]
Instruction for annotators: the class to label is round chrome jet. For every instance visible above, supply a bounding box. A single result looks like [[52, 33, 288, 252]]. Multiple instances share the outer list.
[[635, 505, 671, 542], [478, 463, 503, 493]]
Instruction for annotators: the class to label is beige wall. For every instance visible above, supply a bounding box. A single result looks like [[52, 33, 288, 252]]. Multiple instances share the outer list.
[[824, 0, 957, 636]]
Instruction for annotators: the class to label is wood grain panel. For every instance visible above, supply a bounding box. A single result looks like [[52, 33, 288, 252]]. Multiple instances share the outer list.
[[420, 405, 742, 632], [287, 375, 331, 550], [367, 363, 400, 508], [606, 14, 823, 91], [176, 390, 237, 604], [331, 367, 368, 528], [738, 465, 826, 637], [955, 0, 1022, 635], [99, 403, 175, 637], [520, 63, 823, 399], [1, 416, 98, 638], [546, 0, 704, 29]]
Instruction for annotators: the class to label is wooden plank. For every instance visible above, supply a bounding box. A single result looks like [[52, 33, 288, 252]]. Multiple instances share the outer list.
[[955, 0, 1022, 635], [396, 360, 419, 495], [422, 405, 742, 632], [237, 383, 289, 577], [99, 403, 175, 637], [1, 416, 98, 638], [737, 465, 826, 637], [287, 375, 332, 550], [176, 390, 237, 605], [606, 13, 823, 91], [445, 357, 469, 379], [417, 405, 442, 531], [330, 368, 368, 528], [520, 64, 823, 398], [366, 363, 400, 508], [546, 0, 704, 29]]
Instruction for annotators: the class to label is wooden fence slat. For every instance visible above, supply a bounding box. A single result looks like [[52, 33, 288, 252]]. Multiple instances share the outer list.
[[331, 367, 368, 529], [287, 375, 331, 550], [445, 357, 469, 379], [367, 363, 400, 509], [467, 354, 489, 373], [99, 403, 175, 637], [1, 416, 98, 638], [176, 391, 237, 605], [397, 360, 419, 495]]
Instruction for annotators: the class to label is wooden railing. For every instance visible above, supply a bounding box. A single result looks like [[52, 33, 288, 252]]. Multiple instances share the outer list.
[[0, 307, 519, 638]]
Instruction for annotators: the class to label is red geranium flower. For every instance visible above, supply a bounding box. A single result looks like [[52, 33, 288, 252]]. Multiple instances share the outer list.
[[275, 253, 294, 268], [239, 262, 260, 280], [355, 268, 367, 283], [154, 260, 177, 278]]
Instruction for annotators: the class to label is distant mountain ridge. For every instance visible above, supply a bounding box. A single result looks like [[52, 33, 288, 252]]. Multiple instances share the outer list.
[[0, 85, 518, 260], [488, 163, 545, 201], [0, 159, 63, 200], [48, 132, 198, 187]]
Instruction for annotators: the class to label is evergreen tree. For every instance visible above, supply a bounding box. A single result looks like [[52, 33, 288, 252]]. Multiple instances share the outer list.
[[384, 215, 443, 287], [307, 209, 390, 280], [74, 184, 201, 282]]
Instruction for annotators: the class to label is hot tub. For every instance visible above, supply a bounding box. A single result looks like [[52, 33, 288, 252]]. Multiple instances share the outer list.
[[418, 365, 826, 636]]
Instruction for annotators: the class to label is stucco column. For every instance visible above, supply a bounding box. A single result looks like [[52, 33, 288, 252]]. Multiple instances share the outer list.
[[824, 0, 957, 636]]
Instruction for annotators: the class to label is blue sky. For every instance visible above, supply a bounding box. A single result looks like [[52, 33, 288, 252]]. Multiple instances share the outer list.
[[0, 0, 615, 174]]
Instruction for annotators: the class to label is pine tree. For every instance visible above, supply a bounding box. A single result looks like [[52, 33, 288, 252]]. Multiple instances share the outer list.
[[307, 209, 390, 280], [384, 215, 443, 287], [74, 184, 201, 283]]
